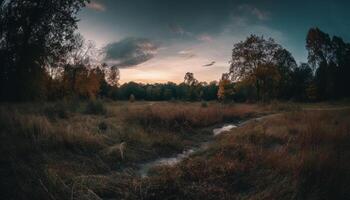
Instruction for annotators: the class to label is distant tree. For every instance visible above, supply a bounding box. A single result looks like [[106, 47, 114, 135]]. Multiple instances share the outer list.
[[104, 64, 120, 87], [129, 94, 135, 102], [290, 63, 313, 101], [217, 73, 235, 101], [184, 72, 198, 86], [202, 81, 219, 101]]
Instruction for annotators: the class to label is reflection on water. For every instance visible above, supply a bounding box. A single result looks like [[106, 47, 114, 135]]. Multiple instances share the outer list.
[[138, 123, 238, 177], [139, 148, 198, 177], [213, 124, 237, 136]]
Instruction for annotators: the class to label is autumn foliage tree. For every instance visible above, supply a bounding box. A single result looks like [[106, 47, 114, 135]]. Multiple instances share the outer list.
[[229, 35, 288, 101], [217, 73, 234, 101]]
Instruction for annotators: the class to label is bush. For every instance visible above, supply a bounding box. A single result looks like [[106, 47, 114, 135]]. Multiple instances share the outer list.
[[44, 102, 70, 119], [201, 101, 208, 108], [98, 121, 108, 132], [85, 100, 107, 115], [129, 94, 135, 103]]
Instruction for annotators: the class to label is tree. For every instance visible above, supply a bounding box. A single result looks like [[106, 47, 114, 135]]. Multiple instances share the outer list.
[[306, 28, 333, 69], [230, 35, 281, 82], [0, 0, 88, 101], [184, 72, 198, 86], [290, 63, 313, 101], [306, 28, 350, 99], [229, 35, 292, 101], [129, 94, 135, 102], [202, 81, 218, 101], [274, 48, 297, 99], [217, 73, 234, 101], [104, 64, 120, 87]]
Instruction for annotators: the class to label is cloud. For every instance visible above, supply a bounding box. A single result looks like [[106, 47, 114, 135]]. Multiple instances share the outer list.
[[197, 34, 213, 42], [86, 1, 106, 12], [222, 15, 284, 42], [178, 49, 196, 59], [168, 23, 185, 35], [104, 37, 158, 68], [168, 23, 193, 37], [203, 61, 216, 67], [238, 5, 270, 20]]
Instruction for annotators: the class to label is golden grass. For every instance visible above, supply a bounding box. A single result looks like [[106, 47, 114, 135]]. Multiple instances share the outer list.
[[126, 102, 263, 129], [1, 101, 348, 199], [138, 108, 350, 200]]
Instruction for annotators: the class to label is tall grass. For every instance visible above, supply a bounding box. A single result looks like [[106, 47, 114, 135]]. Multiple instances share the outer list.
[[126, 103, 261, 129], [136, 109, 350, 199]]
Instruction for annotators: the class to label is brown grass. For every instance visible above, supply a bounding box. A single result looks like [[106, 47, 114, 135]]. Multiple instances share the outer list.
[[126, 102, 263, 129], [3, 101, 261, 199], [1, 101, 348, 199], [137, 108, 350, 200]]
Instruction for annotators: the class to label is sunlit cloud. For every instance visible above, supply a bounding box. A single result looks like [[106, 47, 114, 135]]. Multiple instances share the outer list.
[[178, 49, 196, 59], [197, 34, 213, 42], [86, 1, 106, 12]]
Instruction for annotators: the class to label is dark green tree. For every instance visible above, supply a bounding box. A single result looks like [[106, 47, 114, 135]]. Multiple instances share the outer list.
[[0, 0, 88, 101]]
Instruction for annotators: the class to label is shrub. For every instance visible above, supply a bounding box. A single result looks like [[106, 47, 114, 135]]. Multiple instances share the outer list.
[[201, 101, 208, 108], [129, 94, 135, 103], [98, 121, 108, 132], [85, 100, 107, 115], [44, 101, 70, 119]]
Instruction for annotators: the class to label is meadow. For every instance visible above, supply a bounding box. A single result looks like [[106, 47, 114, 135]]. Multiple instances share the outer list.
[[1, 100, 349, 199]]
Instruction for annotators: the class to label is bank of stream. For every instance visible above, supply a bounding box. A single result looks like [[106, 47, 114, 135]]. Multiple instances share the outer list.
[[138, 115, 271, 177]]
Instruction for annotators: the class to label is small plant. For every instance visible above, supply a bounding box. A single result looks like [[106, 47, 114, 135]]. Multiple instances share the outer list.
[[44, 101, 70, 119], [98, 121, 108, 131], [85, 100, 107, 115], [129, 94, 135, 103], [201, 101, 208, 108]]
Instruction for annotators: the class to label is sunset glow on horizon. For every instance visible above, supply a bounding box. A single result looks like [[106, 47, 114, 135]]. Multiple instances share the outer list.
[[78, 0, 350, 83]]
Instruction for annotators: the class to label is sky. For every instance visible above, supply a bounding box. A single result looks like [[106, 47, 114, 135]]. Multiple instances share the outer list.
[[78, 0, 350, 84]]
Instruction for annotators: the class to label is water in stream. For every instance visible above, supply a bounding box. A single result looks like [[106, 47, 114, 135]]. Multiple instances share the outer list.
[[138, 123, 238, 177]]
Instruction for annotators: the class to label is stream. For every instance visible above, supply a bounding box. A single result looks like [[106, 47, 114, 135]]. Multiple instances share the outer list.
[[138, 122, 243, 177]]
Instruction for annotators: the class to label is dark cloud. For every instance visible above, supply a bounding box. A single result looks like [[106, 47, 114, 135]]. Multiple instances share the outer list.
[[104, 37, 158, 67], [203, 61, 216, 67]]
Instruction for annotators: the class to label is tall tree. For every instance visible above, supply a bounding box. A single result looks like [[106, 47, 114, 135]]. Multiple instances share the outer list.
[[274, 48, 297, 99], [230, 35, 293, 101], [306, 28, 350, 99], [0, 0, 88, 101], [230, 35, 281, 82], [306, 28, 333, 69]]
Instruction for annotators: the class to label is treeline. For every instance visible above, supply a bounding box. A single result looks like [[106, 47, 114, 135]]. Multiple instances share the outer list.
[[115, 80, 218, 101]]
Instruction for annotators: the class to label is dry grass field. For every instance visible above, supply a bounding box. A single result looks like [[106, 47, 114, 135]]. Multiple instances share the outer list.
[[0, 100, 349, 199]]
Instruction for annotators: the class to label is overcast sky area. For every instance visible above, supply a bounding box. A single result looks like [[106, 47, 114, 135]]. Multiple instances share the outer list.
[[78, 0, 350, 84]]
